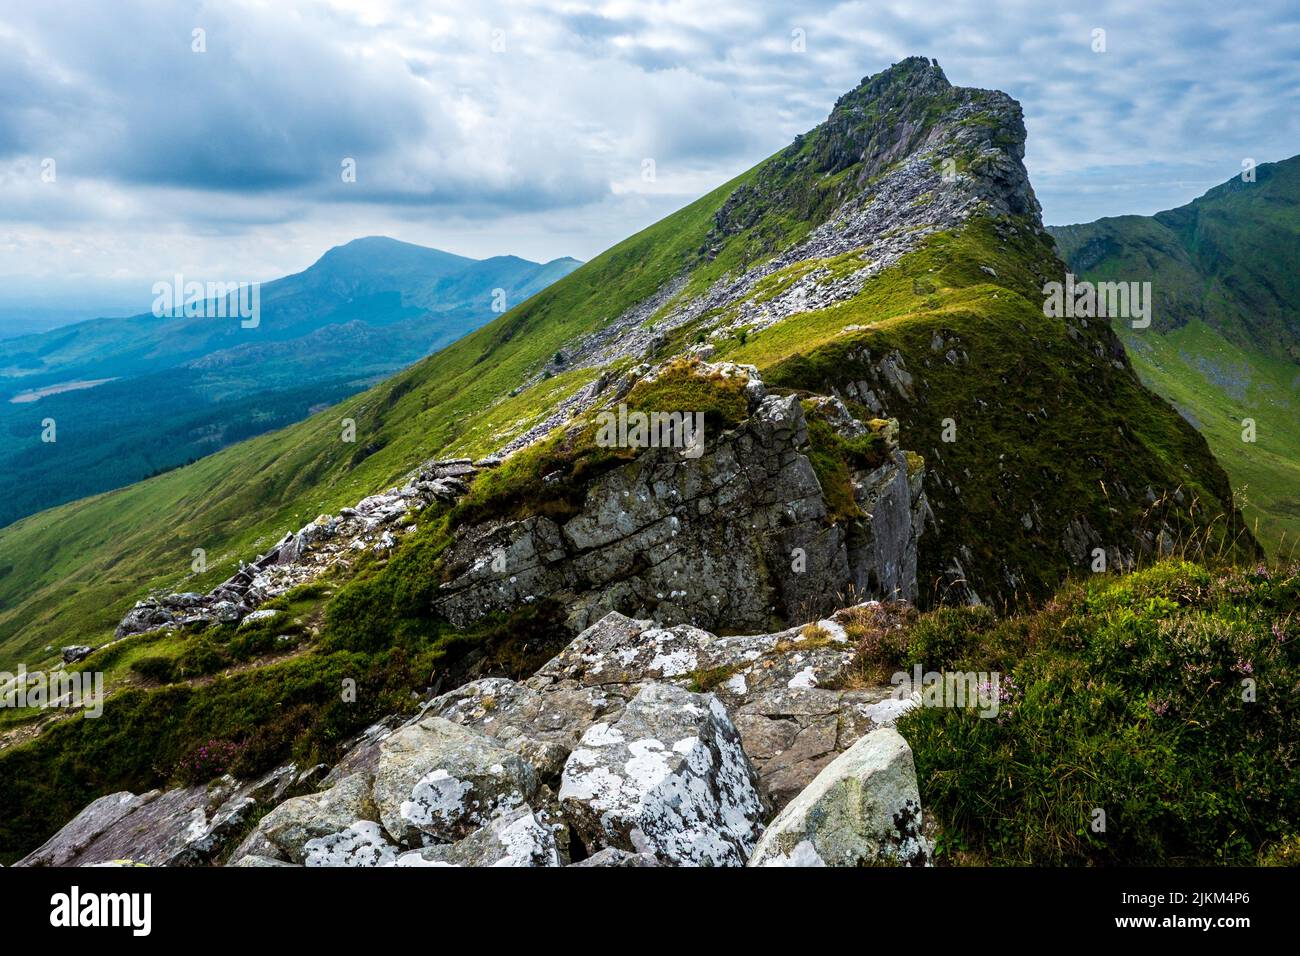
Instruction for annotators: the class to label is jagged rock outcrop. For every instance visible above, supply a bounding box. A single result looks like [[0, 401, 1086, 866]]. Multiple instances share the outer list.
[[522, 604, 918, 807], [505, 58, 1039, 402], [435, 365, 927, 635], [16, 765, 297, 867]]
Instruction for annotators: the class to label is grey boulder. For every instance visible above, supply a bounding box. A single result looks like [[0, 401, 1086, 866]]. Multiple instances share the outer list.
[[372, 716, 538, 845], [390, 806, 563, 868], [747, 727, 931, 867], [240, 772, 379, 865]]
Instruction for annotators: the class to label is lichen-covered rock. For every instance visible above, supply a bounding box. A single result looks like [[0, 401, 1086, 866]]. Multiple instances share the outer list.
[[243, 773, 379, 865], [372, 716, 538, 845], [526, 609, 862, 703], [391, 806, 563, 868], [527, 605, 918, 810], [747, 728, 931, 867], [230, 854, 299, 868], [569, 847, 661, 867], [302, 821, 399, 867], [424, 677, 621, 751], [558, 683, 765, 866]]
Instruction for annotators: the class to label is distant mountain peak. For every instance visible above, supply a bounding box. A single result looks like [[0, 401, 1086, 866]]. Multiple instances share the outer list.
[[308, 236, 473, 279]]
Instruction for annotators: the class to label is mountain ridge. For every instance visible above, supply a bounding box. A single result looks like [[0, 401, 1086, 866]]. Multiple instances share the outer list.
[[0, 56, 1269, 868], [0, 56, 1251, 670]]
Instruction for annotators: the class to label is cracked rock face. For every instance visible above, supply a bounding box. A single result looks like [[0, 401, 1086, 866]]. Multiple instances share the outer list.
[[747, 727, 931, 868], [435, 387, 927, 635], [557, 683, 765, 866]]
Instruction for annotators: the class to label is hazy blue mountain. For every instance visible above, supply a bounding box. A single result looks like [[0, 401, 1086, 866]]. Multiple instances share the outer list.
[[0, 237, 579, 391], [0, 237, 580, 527]]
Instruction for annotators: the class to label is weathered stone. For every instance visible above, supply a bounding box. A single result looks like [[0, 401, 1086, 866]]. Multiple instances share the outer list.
[[112, 457, 482, 639], [250, 773, 379, 865], [434, 382, 927, 635], [244, 763, 298, 805], [320, 717, 404, 789], [570, 847, 661, 867], [372, 717, 538, 845], [18, 776, 266, 868], [747, 728, 931, 867], [61, 645, 94, 664], [302, 821, 399, 867], [391, 806, 563, 868], [524, 605, 917, 812], [421, 676, 624, 782], [16, 791, 159, 867], [230, 854, 299, 868], [558, 683, 765, 866], [239, 609, 280, 628]]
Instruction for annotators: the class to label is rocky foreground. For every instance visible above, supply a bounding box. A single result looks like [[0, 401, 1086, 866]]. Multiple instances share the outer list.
[[17, 604, 930, 868]]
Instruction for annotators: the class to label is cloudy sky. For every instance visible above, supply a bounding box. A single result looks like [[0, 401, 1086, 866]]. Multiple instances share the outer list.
[[1, 0, 1297, 313]]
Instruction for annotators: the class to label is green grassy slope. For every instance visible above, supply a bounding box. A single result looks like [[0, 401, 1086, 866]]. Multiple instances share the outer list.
[[1049, 155, 1300, 555], [894, 559, 1300, 865], [724, 219, 1249, 604]]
